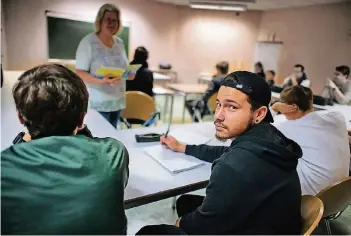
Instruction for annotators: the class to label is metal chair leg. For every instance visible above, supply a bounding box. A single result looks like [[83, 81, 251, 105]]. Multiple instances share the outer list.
[[325, 219, 332, 235]]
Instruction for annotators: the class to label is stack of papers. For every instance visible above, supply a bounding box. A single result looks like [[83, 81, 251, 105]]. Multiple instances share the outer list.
[[144, 146, 205, 174]]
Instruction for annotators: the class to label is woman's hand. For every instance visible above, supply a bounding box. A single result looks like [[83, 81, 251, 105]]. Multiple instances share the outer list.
[[100, 76, 121, 85]]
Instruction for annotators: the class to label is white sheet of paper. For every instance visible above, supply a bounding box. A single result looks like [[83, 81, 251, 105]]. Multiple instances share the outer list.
[[144, 145, 205, 174], [168, 129, 211, 145]]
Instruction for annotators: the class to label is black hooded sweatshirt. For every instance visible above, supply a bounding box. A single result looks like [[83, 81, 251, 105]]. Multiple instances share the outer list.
[[179, 122, 302, 235]]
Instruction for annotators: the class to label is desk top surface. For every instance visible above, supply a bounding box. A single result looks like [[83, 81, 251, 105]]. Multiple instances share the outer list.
[[167, 83, 208, 94]]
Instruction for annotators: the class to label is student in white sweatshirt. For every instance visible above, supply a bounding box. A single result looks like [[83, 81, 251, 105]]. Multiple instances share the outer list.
[[272, 86, 350, 195]]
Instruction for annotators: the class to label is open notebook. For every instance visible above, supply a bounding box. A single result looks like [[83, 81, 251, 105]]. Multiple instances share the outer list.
[[145, 145, 205, 174], [144, 129, 211, 174]]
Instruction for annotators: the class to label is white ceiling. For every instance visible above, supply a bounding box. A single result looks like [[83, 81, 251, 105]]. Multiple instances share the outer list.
[[153, 0, 349, 10]]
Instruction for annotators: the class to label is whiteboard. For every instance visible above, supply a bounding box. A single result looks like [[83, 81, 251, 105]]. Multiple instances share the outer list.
[[253, 42, 282, 72]]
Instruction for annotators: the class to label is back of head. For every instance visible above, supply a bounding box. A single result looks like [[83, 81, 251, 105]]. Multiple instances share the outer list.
[[255, 62, 264, 71], [216, 61, 229, 75], [13, 64, 89, 139], [133, 46, 149, 66], [336, 65, 350, 79], [280, 86, 313, 112]]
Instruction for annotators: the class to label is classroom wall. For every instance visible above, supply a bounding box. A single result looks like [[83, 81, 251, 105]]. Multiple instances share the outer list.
[[174, 7, 262, 82], [259, 2, 351, 93], [2, 0, 178, 73], [2, 0, 262, 82]]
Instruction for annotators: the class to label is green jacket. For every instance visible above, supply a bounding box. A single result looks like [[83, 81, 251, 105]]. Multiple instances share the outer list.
[[1, 135, 129, 235]]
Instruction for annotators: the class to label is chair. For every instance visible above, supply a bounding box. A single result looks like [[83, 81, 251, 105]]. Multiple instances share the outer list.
[[120, 91, 160, 128], [301, 195, 324, 236], [206, 92, 218, 114], [316, 176, 351, 235], [190, 92, 218, 123]]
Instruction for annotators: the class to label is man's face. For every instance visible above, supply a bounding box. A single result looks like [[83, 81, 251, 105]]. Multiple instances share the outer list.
[[214, 86, 255, 141], [266, 71, 274, 80], [293, 67, 303, 78], [332, 70, 347, 85]]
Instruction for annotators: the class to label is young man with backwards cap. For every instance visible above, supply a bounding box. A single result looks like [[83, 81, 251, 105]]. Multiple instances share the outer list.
[[160, 71, 302, 234]]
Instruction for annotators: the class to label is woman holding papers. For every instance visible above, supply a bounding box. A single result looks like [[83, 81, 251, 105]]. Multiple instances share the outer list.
[[76, 4, 135, 128]]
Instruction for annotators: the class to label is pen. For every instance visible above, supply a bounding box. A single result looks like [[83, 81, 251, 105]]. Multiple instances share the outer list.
[[165, 124, 171, 138]]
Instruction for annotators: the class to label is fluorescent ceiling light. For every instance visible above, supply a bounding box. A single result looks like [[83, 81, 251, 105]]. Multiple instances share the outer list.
[[190, 4, 247, 11]]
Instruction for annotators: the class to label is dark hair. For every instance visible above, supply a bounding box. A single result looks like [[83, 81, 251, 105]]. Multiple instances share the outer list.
[[280, 86, 313, 112], [131, 46, 148, 68], [294, 64, 305, 72], [248, 97, 263, 112], [216, 61, 229, 75], [13, 64, 89, 139], [255, 62, 264, 72], [267, 70, 275, 77], [336, 65, 350, 78]]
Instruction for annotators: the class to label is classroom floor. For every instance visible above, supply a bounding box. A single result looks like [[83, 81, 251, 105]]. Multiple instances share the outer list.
[[125, 93, 351, 235]]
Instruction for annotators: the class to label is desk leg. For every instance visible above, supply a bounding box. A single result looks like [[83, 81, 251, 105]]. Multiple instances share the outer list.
[[182, 95, 187, 123], [169, 95, 174, 125]]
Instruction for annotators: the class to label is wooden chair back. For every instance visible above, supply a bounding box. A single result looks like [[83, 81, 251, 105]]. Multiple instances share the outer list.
[[207, 92, 218, 113], [316, 176, 351, 218], [121, 91, 156, 121], [301, 195, 324, 236]]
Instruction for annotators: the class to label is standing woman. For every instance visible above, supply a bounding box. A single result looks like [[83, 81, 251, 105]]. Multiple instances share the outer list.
[[76, 4, 134, 128]]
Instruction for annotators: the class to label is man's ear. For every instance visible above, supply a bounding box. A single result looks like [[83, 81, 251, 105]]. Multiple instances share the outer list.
[[17, 111, 25, 125], [77, 112, 87, 128], [254, 106, 268, 124]]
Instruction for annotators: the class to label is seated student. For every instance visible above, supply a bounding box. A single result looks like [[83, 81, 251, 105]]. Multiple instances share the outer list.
[[126, 46, 154, 97], [156, 72, 302, 234], [272, 86, 350, 195], [185, 61, 229, 122], [265, 70, 275, 87], [322, 65, 351, 105], [282, 64, 311, 88], [1, 64, 129, 235], [254, 61, 265, 78]]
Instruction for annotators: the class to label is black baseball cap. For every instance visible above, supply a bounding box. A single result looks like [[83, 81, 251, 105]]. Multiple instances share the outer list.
[[221, 71, 274, 123]]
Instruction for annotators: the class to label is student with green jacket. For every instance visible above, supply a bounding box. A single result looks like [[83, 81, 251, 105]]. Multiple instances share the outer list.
[[1, 64, 129, 235]]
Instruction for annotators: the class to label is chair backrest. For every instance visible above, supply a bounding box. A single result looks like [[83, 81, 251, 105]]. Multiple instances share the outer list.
[[207, 92, 218, 113], [316, 176, 351, 218], [301, 195, 324, 236], [121, 91, 156, 121]]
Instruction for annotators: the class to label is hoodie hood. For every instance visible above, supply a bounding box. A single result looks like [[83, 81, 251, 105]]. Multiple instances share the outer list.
[[231, 122, 302, 171]]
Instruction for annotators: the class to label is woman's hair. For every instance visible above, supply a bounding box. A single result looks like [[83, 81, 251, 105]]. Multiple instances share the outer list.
[[255, 62, 264, 72], [134, 47, 148, 63], [95, 4, 122, 35]]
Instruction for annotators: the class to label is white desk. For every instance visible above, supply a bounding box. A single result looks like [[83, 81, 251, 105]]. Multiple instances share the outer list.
[[271, 92, 351, 130], [1, 108, 217, 209], [1, 72, 217, 209]]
